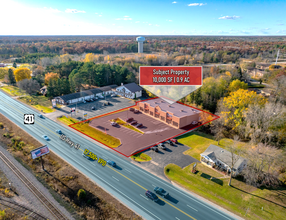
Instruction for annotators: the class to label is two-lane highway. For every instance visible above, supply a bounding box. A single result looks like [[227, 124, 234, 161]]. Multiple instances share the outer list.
[[0, 91, 239, 220]]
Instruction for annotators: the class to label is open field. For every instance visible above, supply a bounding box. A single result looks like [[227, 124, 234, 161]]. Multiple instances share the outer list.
[[57, 116, 79, 126], [1, 86, 26, 96], [165, 163, 286, 220], [71, 123, 121, 148], [18, 95, 55, 113], [178, 131, 248, 160]]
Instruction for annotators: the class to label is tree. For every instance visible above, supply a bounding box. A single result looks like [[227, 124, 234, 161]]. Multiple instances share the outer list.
[[46, 79, 56, 98], [77, 189, 86, 200], [13, 62, 17, 68], [221, 89, 266, 129], [17, 79, 40, 94], [228, 79, 248, 92], [45, 72, 59, 85], [225, 136, 242, 186], [8, 68, 16, 85], [242, 143, 283, 187], [14, 68, 32, 82]]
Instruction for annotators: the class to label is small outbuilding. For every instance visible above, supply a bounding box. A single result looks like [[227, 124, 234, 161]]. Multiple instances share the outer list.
[[116, 83, 143, 99]]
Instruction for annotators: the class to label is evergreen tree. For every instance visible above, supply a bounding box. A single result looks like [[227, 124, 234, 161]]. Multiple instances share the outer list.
[[8, 68, 16, 85], [194, 88, 203, 106], [13, 62, 17, 68], [46, 79, 56, 98]]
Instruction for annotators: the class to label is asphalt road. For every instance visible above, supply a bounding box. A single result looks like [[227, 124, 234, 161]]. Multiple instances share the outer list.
[[0, 91, 241, 220]]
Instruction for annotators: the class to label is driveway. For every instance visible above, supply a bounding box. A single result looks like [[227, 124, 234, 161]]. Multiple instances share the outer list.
[[131, 143, 200, 181]]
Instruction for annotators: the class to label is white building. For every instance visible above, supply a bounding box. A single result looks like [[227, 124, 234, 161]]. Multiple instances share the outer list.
[[116, 83, 143, 99]]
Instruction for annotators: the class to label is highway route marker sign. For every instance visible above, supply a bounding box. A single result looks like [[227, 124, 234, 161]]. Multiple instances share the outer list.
[[24, 114, 35, 124]]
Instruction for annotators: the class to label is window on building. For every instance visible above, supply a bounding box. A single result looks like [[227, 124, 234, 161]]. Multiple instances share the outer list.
[[173, 121, 178, 127]]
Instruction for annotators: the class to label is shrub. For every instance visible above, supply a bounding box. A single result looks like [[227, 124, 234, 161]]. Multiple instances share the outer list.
[[3, 133, 11, 138], [0, 122, 3, 128], [77, 189, 86, 200]]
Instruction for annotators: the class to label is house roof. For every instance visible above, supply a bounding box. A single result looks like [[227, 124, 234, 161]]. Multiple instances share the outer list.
[[142, 98, 200, 118], [201, 144, 247, 170], [119, 83, 142, 93], [55, 85, 117, 102]]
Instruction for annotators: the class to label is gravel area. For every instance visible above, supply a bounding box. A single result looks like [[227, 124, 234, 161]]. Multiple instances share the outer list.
[[0, 145, 75, 220]]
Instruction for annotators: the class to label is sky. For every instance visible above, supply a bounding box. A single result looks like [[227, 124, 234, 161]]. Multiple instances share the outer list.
[[1, 0, 286, 35]]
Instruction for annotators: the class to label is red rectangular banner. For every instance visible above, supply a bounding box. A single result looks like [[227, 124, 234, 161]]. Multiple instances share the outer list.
[[139, 66, 202, 86]]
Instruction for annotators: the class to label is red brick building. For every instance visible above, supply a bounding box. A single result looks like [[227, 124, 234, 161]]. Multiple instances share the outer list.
[[138, 98, 200, 128]]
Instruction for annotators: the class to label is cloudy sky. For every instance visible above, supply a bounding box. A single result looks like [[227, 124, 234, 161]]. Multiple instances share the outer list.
[[1, 0, 285, 35]]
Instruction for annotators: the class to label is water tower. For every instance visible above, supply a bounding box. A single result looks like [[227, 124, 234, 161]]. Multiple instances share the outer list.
[[136, 36, 145, 53]]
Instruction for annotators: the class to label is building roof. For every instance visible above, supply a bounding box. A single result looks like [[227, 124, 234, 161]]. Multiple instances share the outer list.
[[119, 83, 142, 93], [142, 98, 200, 117], [201, 144, 247, 170], [55, 84, 119, 101]]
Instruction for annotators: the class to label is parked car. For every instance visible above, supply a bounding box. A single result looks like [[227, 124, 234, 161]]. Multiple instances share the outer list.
[[42, 135, 50, 141], [129, 108, 134, 111], [125, 117, 133, 122], [98, 95, 104, 99], [157, 143, 166, 150], [83, 100, 86, 103], [107, 160, 116, 167], [151, 146, 158, 152], [102, 101, 110, 106], [38, 114, 44, 118], [131, 120, 137, 125], [170, 138, 177, 144], [56, 130, 62, 134], [111, 121, 117, 126], [94, 96, 98, 100], [145, 190, 159, 202], [111, 94, 117, 97], [134, 109, 139, 113], [91, 106, 95, 110], [154, 187, 169, 198], [90, 98, 94, 102], [136, 123, 143, 128], [165, 140, 174, 146]]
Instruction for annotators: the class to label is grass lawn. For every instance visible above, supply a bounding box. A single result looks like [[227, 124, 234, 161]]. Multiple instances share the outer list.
[[165, 163, 286, 220], [178, 131, 248, 160], [112, 118, 144, 134], [71, 123, 120, 148], [57, 116, 79, 126], [18, 95, 55, 113], [131, 152, 152, 162], [1, 86, 26, 96]]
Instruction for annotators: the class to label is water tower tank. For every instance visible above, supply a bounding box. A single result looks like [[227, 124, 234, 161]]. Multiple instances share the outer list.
[[136, 36, 145, 53]]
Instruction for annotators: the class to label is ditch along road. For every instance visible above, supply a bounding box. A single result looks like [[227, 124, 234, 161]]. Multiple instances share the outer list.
[[0, 90, 240, 220]]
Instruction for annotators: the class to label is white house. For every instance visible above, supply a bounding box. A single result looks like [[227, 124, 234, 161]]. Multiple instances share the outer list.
[[116, 83, 143, 99]]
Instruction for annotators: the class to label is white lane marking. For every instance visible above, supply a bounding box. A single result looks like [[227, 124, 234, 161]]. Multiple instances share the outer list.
[[112, 176, 119, 181], [152, 184, 157, 188], [125, 169, 131, 173], [175, 217, 180, 220], [187, 204, 198, 212], [140, 194, 149, 200], [151, 161, 159, 166]]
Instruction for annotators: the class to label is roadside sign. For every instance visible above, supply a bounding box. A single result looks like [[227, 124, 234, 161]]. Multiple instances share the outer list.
[[30, 145, 50, 159]]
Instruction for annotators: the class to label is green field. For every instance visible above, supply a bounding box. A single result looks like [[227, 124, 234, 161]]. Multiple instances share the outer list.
[[57, 116, 79, 125], [18, 95, 55, 113], [71, 123, 121, 148], [177, 131, 248, 160], [131, 152, 152, 162], [165, 163, 286, 220], [1, 86, 26, 96]]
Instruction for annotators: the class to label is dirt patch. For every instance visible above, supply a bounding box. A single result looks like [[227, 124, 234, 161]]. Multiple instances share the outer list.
[[0, 114, 142, 220]]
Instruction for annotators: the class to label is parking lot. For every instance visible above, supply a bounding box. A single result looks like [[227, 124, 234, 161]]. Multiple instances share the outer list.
[[88, 110, 199, 156], [61, 95, 135, 120]]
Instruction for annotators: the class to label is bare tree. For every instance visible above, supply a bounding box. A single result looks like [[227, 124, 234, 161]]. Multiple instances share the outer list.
[[225, 136, 243, 186], [242, 143, 283, 187], [242, 102, 286, 145], [17, 79, 40, 95]]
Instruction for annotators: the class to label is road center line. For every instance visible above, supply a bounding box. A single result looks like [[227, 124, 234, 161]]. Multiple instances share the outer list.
[[187, 205, 198, 212]]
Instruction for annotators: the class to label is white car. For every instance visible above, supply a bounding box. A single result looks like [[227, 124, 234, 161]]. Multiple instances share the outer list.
[[98, 95, 104, 99], [111, 94, 117, 97]]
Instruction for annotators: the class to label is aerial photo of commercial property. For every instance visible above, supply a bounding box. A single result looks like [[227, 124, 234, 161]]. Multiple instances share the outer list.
[[0, 0, 285, 220]]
